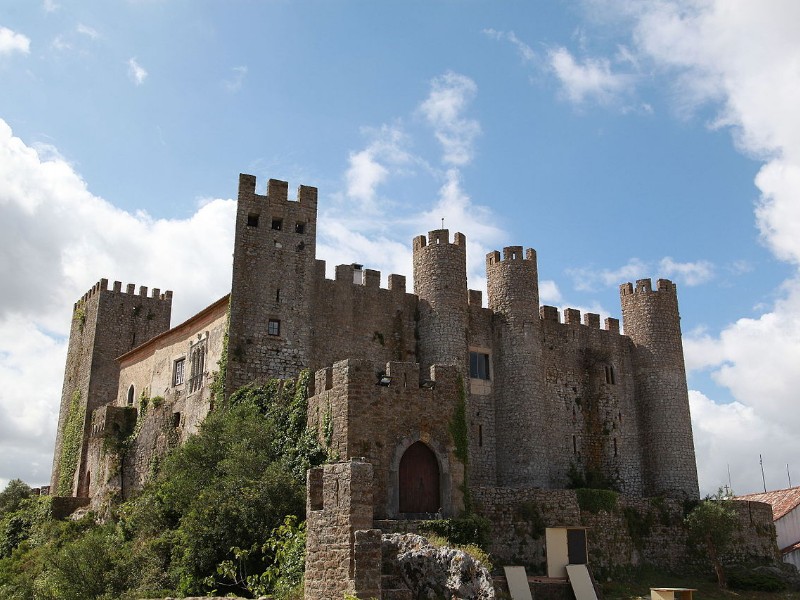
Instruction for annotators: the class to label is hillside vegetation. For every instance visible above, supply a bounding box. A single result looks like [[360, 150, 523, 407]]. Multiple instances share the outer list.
[[0, 373, 324, 599]]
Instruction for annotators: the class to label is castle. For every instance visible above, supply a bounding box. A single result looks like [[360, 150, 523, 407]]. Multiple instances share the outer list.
[[49, 175, 727, 585]]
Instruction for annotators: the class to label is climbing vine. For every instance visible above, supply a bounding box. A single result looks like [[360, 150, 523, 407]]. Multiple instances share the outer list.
[[209, 301, 230, 407], [449, 376, 471, 511], [56, 390, 85, 496]]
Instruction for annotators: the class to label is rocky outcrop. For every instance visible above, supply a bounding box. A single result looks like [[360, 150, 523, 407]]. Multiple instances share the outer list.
[[382, 533, 494, 600]]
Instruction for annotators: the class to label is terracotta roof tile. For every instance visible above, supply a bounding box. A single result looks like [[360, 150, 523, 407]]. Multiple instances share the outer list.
[[781, 540, 800, 555], [736, 486, 800, 521]]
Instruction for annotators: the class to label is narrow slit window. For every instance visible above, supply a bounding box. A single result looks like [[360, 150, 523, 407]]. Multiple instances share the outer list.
[[479, 424, 483, 447], [127, 385, 135, 406]]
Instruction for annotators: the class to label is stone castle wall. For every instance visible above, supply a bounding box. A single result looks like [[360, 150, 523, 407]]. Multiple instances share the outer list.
[[50, 279, 172, 497], [307, 359, 465, 519]]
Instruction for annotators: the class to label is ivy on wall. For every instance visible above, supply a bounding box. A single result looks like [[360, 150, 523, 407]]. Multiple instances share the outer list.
[[449, 376, 471, 512], [56, 390, 84, 496]]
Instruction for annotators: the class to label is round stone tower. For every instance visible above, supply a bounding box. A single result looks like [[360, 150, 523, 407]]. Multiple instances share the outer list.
[[486, 247, 549, 487], [412, 230, 468, 376], [620, 278, 699, 499]]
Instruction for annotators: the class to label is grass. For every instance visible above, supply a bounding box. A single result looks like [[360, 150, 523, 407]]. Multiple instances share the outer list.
[[600, 566, 800, 600]]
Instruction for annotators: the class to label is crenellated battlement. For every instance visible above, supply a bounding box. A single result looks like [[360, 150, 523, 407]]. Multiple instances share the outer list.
[[237, 174, 318, 209], [74, 278, 173, 310], [313, 261, 408, 293], [412, 229, 466, 252], [619, 278, 676, 297], [539, 305, 621, 334], [485, 246, 536, 266]]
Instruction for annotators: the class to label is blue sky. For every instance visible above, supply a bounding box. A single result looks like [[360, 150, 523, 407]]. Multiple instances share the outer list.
[[2, 1, 800, 497]]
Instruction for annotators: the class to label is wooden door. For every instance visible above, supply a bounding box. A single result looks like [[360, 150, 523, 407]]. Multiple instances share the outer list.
[[399, 441, 440, 513]]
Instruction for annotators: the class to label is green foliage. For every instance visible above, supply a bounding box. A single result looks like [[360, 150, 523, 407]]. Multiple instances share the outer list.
[[424, 534, 494, 573], [57, 390, 84, 496], [727, 566, 787, 592], [209, 302, 230, 406], [449, 377, 471, 511], [150, 395, 164, 408], [685, 498, 738, 588], [0, 372, 324, 599], [622, 506, 653, 548], [515, 500, 545, 539], [566, 462, 618, 491], [73, 302, 86, 331], [418, 514, 491, 551], [575, 488, 618, 513], [0, 481, 31, 517]]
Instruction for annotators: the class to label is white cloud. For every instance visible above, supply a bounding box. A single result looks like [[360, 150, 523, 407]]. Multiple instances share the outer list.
[[0, 26, 31, 56], [418, 72, 481, 166], [76, 23, 99, 40], [548, 46, 633, 106], [601, 0, 800, 494], [569, 257, 649, 291], [344, 125, 413, 211], [127, 57, 147, 85], [224, 65, 248, 93], [0, 118, 235, 485], [659, 256, 714, 286], [43, 0, 59, 13], [483, 29, 537, 63]]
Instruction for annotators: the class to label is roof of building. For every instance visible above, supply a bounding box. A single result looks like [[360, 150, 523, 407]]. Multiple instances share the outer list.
[[781, 540, 800, 556], [736, 486, 800, 521]]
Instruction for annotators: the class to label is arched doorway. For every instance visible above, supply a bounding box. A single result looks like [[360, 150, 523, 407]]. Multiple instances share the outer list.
[[398, 441, 440, 513]]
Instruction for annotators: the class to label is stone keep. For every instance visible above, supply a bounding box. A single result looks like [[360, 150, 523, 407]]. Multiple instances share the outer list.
[[50, 173, 700, 516]]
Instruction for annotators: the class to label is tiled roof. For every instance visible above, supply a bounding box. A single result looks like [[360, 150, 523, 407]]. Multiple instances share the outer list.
[[781, 540, 800, 555], [736, 486, 800, 521]]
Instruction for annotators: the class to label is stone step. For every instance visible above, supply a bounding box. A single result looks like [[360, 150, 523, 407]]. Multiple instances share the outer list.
[[381, 588, 413, 600]]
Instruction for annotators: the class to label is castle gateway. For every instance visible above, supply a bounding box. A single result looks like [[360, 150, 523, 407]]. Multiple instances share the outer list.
[[50, 174, 700, 515]]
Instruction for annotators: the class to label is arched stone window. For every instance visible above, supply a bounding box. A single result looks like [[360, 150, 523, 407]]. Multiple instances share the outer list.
[[189, 343, 206, 393], [398, 441, 440, 514], [127, 385, 135, 406]]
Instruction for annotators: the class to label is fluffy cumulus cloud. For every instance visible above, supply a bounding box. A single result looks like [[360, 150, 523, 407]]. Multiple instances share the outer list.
[[569, 256, 712, 292], [600, 0, 800, 494], [335, 73, 503, 292], [0, 26, 31, 56], [547, 46, 633, 106], [418, 72, 481, 167], [0, 118, 235, 485]]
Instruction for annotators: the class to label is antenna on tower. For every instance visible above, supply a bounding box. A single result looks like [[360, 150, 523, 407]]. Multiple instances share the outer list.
[[788, 464, 792, 488], [727, 463, 733, 493], [441, 217, 445, 230], [760, 454, 767, 493]]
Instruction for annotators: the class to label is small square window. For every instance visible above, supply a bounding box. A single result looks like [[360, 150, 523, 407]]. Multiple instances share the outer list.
[[271, 218, 283, 231], [173, 358, 185, 386], [470, 352, 491, 380], [295, 222, 305, 234], [247, 214, 259, 228], [268, 319, 281, 336]]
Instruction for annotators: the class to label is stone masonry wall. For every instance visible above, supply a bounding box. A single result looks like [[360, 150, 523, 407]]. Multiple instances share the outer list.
[[473, 488, 777, 575], [308, 359, 465, 519], [305, 460, 382, 600], [50, 279, 172, 497], [620, 279, 699, 499], [310, 264, 419, 372]]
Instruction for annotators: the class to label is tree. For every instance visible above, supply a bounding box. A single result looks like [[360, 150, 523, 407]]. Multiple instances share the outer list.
[[684, 497, 738, 588], [0, 480, 31, 516]]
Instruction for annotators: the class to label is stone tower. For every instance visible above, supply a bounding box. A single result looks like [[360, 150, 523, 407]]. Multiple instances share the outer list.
[[486, 247, 548, 487], [412, 229, 468, 376], [226, 175, 318, 392], [620, 278, 700, 499], [50, 279, 172, 497]]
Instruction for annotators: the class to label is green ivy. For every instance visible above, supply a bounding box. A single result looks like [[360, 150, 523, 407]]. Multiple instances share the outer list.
[[575, 488, 618, 513], [209, 300, 230, 406], [72, 302, 87, 331], [448, 376, 471, 512], [418, 513, 491, 550], [56, 390, 85, 496]]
